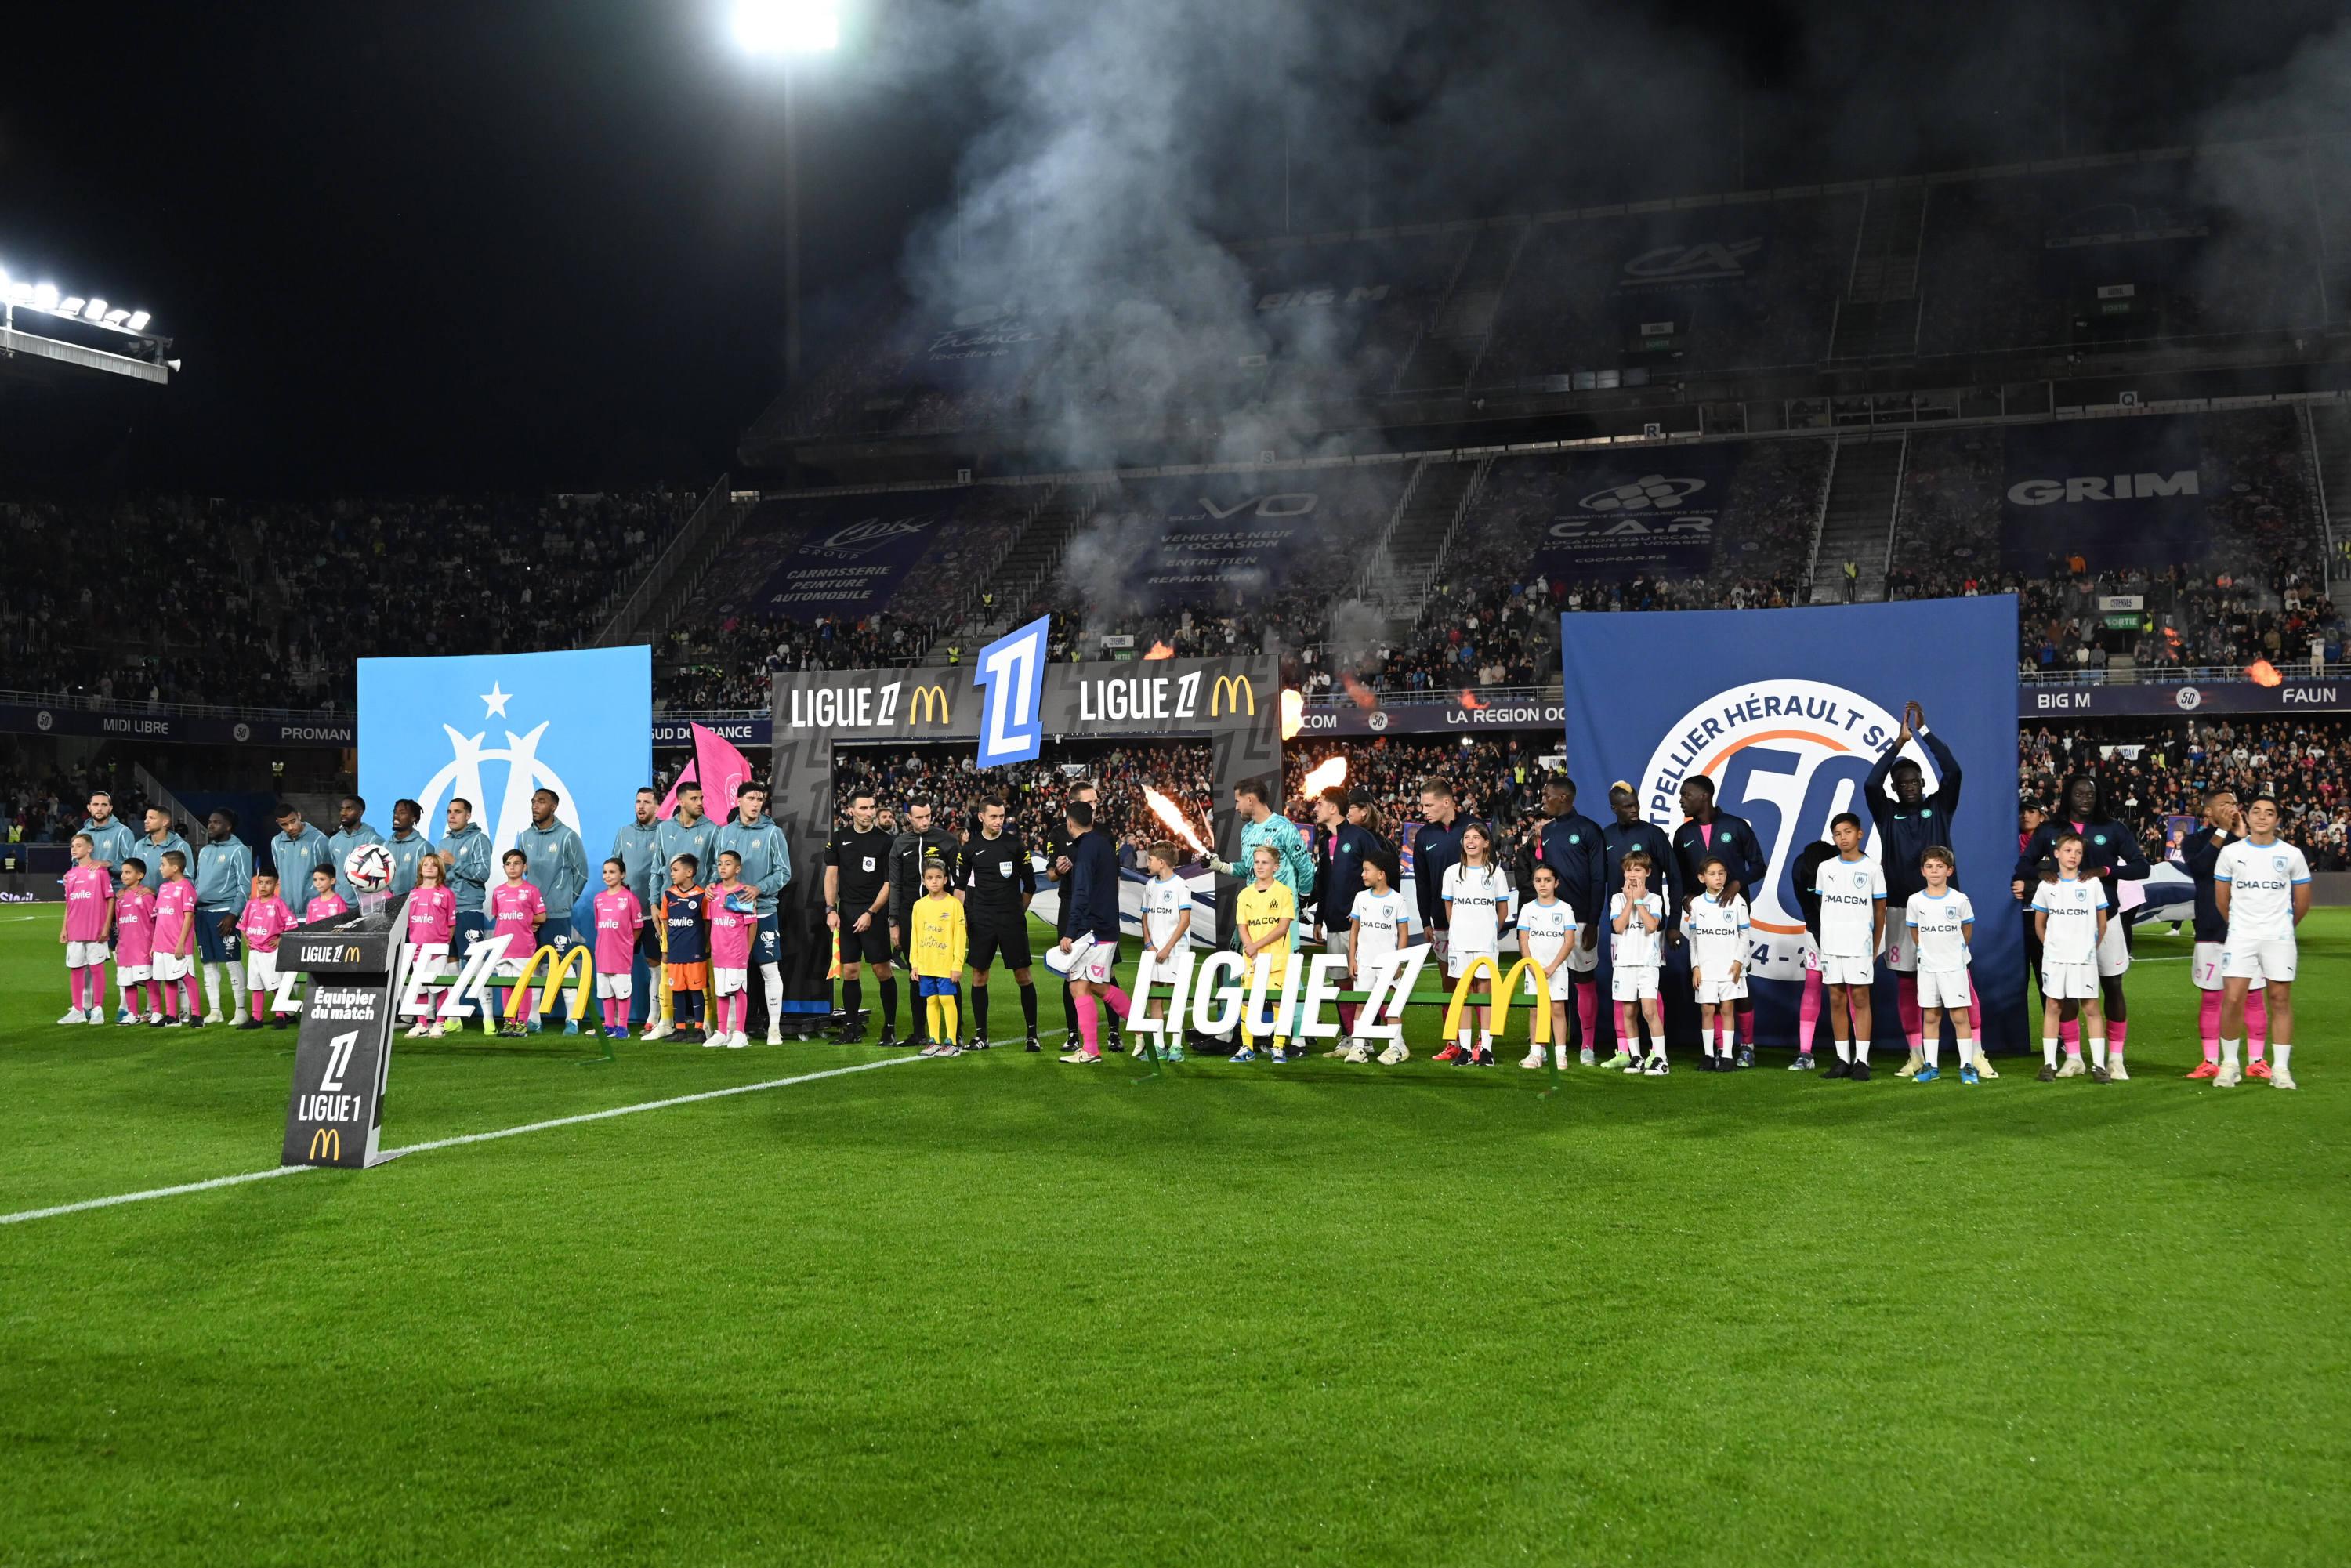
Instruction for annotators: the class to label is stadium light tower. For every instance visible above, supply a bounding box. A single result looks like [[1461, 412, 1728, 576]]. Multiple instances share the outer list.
[[730, 0, 841, 389]]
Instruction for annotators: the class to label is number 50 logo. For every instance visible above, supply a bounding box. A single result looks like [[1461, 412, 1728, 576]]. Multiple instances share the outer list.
[[974, 614, 1050, 767]]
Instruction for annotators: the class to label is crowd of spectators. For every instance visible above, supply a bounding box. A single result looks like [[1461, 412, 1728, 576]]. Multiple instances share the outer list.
[[4, 491, 688, 712], [824, 742, 1219, 868], [2020, 716, 2349, 871], [657, 610, 944, 709], [1897, 409, 2328, 595]]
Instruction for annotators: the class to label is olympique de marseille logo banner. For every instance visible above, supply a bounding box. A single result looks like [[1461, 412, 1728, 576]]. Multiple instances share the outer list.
[[357, 646, 652, 874], [1558, 598, 2023, 1050]]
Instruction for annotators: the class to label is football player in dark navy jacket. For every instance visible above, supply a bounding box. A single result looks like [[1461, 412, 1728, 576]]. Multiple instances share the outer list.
[[1527, 776, 1607, 1059], [1862, 701, 1980, 1077], [2179, 788, 2270, 1079], [1671, 774, 1766, 1066]]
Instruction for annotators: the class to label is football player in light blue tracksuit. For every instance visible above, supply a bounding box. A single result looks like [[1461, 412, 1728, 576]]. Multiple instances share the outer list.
[[269, 806, 336, 922], [194, 809, 254, 1023], [610, 787, 666, 1028], [440, 799, 494, 960], [382, 799, 437, 898], [327, 795, 385, 907], [715, 785, 792, 1044], [516, 788, 591, 1031]]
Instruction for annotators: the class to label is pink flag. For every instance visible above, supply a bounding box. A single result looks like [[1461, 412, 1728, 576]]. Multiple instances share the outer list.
[[658, 723, 755, 824]]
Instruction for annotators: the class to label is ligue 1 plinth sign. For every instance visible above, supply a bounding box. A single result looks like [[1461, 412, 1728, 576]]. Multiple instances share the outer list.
[[279, 899, 405, 1170]]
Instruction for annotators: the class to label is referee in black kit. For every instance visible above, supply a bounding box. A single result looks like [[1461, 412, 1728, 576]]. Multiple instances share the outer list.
[[825, 790, 901, 1045], [959, 794, 1040, 1050]]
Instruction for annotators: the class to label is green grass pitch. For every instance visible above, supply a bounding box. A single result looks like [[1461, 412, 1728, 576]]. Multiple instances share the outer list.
[[2, 907, 2346, 1565]]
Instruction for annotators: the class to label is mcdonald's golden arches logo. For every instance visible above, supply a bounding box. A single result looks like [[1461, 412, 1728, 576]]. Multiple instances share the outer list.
[[1440, 955, 1553, 1045], [910, 684, 951, 726], [506, 943, 597, 1021], [308, 1127, 342, 1161], [1210, 675, 1256, 717]]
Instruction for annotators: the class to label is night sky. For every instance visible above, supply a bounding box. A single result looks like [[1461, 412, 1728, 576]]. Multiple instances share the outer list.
[[4, 2, 2345, 496]]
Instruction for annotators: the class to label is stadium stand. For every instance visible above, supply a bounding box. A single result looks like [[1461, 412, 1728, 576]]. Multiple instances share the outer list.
[[2, 492, 689, 711], [1895, 406, 2328, 588], [1915, 145, 2331, 360], [1475, 194, 1865, 389], [1006, 463, 1411, 659]]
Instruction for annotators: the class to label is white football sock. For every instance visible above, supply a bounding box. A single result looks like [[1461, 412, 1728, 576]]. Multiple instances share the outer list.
[[2088, 1035, 2107, 1069], [201, 965, 223, 1016], [2220, 1037, 2241, 1068], [1835, 1037, 1853, 1063], [226, 963, 248, 1013], [1925, 1037, 1940, 1070], [760, 963, 783, 1030], [2274, 1042, 2292, 1071], [1853, 1037, 1871, 1063], [2042, 1037, 2059, 1067], [1954, 1037, 1972, 1069]]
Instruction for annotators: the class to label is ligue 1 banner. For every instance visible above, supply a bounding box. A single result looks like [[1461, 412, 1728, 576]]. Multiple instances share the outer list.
[[356, 646, 652, 901], [1559, 597, 2026, 1052], [711, 495, 956, 618]]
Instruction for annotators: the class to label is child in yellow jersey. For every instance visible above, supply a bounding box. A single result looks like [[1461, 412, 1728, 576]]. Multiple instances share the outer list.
[[909, 859, 968, 1057], [1234, 842, 1299, 1062]]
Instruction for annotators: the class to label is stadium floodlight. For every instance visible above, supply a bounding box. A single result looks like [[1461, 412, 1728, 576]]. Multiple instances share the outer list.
[[126, 310, 150, 331], [58, 296, 85, 317], [31, 282, 57, 310], [730, 0, 840, 55], [103, 308, 129, 325], [82, 298, 107, 321]]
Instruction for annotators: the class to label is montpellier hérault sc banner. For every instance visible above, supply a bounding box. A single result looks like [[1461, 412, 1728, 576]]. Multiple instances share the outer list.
[[357, 646, 652, 917], [1559, 597, 2023, 1052]]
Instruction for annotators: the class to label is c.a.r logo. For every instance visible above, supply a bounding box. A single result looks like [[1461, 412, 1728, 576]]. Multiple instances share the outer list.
[[1637, 679, 1919, 980]]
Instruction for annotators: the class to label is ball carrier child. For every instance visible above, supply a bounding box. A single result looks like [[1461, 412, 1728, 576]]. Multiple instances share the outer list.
[[910, 857, 969, 1058], [1809, 814, 1886, 1080], [2030, 833, 2111, 1084], [1903, 848, 1976, 1084], [2211, 794, 2312, 1090], [1608, 849, 1668, 1076], [1682, 856, 1751, 1072]]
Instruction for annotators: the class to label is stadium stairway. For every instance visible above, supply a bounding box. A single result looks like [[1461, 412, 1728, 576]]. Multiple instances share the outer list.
[[1808, 434, 1906, 603], [1392, 222, 1529, 393], [1373, 457, 1485, 610], [1830, 186, 1927, 361], [964, 482, 1090, 637], [2311, 403, 2351, 580]]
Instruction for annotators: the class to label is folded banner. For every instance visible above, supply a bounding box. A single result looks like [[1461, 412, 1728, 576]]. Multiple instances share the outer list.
[[658, 722, 755, 826]]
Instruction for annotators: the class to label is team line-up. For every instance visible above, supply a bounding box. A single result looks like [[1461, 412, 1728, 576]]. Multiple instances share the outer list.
[[46, 730, 2314, 1088]]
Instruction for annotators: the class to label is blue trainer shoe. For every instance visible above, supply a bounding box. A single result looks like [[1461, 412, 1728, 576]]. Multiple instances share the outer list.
[[1914, 1065, 1940, 1083], [1960, 1065, 1979, 1085]]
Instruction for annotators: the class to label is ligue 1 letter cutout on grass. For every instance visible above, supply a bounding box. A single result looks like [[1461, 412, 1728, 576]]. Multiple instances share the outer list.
[[1557, 597, 2023, 1052]]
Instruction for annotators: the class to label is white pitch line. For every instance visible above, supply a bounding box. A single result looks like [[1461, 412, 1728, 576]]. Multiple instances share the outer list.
[[0, 1054, 924, 1228]]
